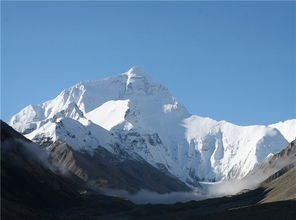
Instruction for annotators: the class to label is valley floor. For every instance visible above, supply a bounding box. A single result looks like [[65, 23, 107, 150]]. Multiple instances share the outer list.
[[3, 190, 296, 220]]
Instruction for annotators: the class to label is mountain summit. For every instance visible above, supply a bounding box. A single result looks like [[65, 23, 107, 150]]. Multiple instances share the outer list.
[[124, 66, 150, 81], [9, 67, 294, 188]]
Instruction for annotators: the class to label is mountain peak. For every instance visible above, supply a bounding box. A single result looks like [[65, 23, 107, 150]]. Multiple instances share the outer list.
[[126, 66, 147, 77], [122, 66, 152, 88]]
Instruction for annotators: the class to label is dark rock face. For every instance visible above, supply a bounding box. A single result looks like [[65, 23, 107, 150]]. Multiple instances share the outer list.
[[259, 166, 296, 203], [47, 140, 190, 193]]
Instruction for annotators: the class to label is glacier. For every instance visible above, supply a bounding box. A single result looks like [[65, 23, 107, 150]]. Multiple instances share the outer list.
[[9, 67, 295, 187]]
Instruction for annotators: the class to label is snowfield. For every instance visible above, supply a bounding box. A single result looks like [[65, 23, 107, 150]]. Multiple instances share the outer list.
[[85, 99, 130, 131]]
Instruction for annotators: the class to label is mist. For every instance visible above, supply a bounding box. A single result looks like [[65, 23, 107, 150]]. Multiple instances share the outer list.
[[206, 179, 259, 196], [100, 188, 209, 204], [207, 166, 286, 197], [100, 168, 280, 204]]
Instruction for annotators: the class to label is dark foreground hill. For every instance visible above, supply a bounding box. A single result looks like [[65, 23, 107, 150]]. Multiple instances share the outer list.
[[1, 121, 134, 220], [1, 121, 295, 220]]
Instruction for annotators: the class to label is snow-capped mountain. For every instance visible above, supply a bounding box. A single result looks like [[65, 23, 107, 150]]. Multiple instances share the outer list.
[[9, 67, 294, 187]]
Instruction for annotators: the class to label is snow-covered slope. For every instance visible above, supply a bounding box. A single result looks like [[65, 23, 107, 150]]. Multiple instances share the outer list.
[[269, 120, 296, 143], [9, 67, 292, 187], [85, 99, 130, 131]]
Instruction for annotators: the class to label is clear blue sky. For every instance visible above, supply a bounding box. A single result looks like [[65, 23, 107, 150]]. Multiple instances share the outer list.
[[1, 1, 295, 125]]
